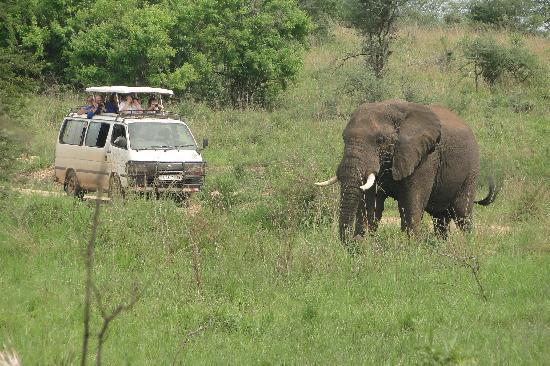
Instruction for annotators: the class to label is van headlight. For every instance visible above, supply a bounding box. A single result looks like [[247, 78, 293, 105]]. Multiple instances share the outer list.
[[184, 162, 206, 176]]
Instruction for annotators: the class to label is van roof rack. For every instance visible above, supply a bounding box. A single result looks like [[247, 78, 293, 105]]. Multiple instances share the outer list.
[[85, 86, 174, 95], [66, 109, 181, 121]]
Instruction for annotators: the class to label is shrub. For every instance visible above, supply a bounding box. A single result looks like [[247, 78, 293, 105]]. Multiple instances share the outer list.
[[298, 0, 343, 40], [0, 47, 41, 115], [467, 0, 549, 34], [170, 0, 312, 108], [460, 36, 540, 89], [67, 2, 176, 87]]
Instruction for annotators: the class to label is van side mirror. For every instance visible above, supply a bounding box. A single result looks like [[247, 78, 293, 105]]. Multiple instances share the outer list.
[[202, 138, 209, 149], [113, 136, 127, 149]]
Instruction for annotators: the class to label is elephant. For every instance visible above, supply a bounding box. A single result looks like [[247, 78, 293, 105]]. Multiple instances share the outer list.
[[315, 100, 497, 246]]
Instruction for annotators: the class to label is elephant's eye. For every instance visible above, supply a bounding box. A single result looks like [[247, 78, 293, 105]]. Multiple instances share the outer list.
[[376, 135, 385, 144]]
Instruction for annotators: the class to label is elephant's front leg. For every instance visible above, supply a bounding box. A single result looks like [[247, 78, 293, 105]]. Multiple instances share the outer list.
[[364, 188, 385, 233], [398, 173, 434, 236]]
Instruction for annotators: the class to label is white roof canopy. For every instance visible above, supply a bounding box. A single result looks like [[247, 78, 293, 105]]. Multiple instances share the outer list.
[[85, 86, 174, 95]]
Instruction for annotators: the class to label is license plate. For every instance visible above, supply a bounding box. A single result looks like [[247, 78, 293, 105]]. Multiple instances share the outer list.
[[158, 174, 183, 181]]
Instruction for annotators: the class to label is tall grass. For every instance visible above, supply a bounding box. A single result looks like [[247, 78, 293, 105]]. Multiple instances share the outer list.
[[1, 24, 549, 364]]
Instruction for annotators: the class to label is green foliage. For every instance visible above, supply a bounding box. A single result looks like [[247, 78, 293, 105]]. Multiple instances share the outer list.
[[67, 1, 175, 86], [467, 0, 550, 33], [298, 0, 343, 39], [0, 47, 42, 114], [348, 0, 409, 78], [1, 21, 550, 365], [170, 0, 312, 107], [0, 0, 89, 77], [460, 35, 541, 87], [1, 0, 312, 108]]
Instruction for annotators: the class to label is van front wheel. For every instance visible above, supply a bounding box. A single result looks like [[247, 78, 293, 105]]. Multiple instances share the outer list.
[[109, 174, 124, 200], [65, 170, 83, 199]]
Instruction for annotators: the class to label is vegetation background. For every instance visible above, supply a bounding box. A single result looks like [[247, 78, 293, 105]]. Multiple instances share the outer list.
[[1, 0, 549, 364]]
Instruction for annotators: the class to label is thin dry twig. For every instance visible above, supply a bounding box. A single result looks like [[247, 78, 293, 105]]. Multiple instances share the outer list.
[[437, 252, 487, 301], [171, 319, 212, 366], [92, 283, 143, 366], [332, 53, 368, 72], [81, 197, 101, 366], [191, 239, 202, 293]]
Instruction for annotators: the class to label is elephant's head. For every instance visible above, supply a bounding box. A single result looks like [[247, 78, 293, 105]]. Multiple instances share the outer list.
[[316, 101, 442, 244]]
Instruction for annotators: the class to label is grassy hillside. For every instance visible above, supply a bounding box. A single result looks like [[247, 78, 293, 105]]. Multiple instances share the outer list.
[[1, 24, 549, 364]]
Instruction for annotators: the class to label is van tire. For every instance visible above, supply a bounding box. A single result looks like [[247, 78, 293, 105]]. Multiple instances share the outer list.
[[65, 170, 83, 199], [109, 174, 124, 200]]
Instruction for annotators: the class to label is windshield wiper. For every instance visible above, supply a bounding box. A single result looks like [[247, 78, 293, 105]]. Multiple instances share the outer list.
[[146, 145, 175, 150], [173, 144, 195, 148]]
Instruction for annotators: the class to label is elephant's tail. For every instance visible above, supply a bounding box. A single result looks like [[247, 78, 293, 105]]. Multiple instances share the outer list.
[[475, 176, 499, 206]]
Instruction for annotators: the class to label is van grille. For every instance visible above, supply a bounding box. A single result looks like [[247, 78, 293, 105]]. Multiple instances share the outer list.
[[126, 161, 206, 188]]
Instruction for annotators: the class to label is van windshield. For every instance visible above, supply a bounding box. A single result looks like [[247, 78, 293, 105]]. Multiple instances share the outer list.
[[128, 122, 196, 150]]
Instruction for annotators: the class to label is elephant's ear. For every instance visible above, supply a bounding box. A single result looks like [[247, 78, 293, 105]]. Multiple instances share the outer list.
[[392, 105, 441, 181]]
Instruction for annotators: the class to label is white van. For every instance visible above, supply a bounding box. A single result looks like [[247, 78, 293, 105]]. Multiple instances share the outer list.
[[54, 86, 207, 198]]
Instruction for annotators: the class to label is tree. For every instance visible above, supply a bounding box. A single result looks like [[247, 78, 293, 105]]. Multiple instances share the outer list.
[[0, 0, 92, 79], [298, 0, 343, 39], [467, 0, 549, 34], [67, 0, 175, 86], [170, 0, 312, 108], [349, 0, 408, 78]]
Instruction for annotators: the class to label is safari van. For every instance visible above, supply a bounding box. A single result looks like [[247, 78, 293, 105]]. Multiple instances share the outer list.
[[54, 86, 207, 198]]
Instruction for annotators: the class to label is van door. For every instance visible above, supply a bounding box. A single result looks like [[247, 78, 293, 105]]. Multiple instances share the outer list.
[[81, 121, 112, 191], [106, 123, 129, 186], [55, 118, 88, 185]]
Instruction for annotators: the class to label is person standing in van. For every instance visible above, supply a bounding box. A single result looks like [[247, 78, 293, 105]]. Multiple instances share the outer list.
[[120, 94, 143, 113], [86, 95, 106, 119], [78, 95, 94, 115], [105, 93, 118, 113]]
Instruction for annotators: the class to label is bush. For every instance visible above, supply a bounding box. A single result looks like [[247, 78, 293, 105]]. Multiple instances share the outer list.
[[298, 0, 343, 40], [171, 0, 312, 108], [0, 47, 41, 115], [3, 0, 312, 109], [460, 36, 540, 88], [467, 0, 549, 34], [67, 2, 175, 87]]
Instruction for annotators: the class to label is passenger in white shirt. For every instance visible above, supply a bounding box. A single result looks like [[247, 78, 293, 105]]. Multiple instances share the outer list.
[[119, 94, 143, 113]]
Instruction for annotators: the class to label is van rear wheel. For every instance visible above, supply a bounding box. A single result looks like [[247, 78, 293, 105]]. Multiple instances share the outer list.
[[109, 174, 124, 200], [65, 170, 83, 199]]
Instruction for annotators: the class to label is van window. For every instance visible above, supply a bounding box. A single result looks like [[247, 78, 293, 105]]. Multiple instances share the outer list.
[[111, 124, 126, 143], [60, 119, 88, 145], [85, 122, 110, 148], [128, 122, 196, 150]]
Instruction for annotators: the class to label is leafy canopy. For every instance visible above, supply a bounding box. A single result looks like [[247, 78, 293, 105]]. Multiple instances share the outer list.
[[169, 0, 312, 107], [66, 0, 312, 108], [0, 0, 311, 108]]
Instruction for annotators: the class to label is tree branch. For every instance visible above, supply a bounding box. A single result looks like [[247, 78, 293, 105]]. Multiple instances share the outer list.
[[333, 53, 368, 72], [171, 319, 212, 366], [437, 252, 488, 301], [81, 198, 101, 366]]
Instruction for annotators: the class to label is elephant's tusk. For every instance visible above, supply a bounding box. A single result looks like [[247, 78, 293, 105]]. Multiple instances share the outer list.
[[360, 173, 376, 191], [315, 176, 338, 187]]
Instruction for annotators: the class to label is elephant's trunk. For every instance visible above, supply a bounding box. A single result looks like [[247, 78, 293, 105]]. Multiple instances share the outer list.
[[339, 187, 362, 244]]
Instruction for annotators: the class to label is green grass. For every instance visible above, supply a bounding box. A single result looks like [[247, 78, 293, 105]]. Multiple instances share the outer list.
[[1, 24, 549, 364]]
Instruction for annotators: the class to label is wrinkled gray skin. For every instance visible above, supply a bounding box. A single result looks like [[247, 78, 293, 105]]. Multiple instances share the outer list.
[[335, 100, 496, 246]]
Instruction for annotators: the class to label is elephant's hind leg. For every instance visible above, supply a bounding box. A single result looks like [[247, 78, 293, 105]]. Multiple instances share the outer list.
[[450, 178, 477, 233], [432, 210, 452, 239]]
